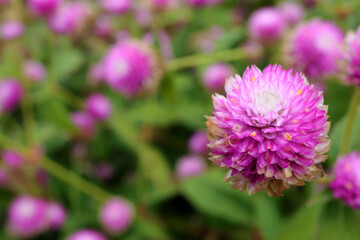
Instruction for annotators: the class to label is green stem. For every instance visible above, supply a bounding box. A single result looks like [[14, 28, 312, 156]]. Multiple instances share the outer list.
[[340, 88, 360, 155], [166, 47, 247, 72]]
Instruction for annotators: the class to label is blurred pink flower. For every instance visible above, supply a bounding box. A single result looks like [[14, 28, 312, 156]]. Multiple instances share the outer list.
[[27, 0, 61, 17], [2, 150, 24, 168], [46, 202, 67, 229], [67, 229, 107, 240], [279, 1, 305, 25], [23, 60, 47, 82], [85, 94, 113, 121], [0, 21, 24, 40], [203, 63, 234, 93], [100, 0, 132, 14], [188, 131, 209, 155], [176, 155, 206, 179], [0, 79, 23, 113]]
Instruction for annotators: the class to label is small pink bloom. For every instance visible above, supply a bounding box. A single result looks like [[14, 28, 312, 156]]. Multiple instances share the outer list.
[[203, 63, 234, 93], [71, 111, 97, 139], [0, 79, 23, 113], [47, 202, 67, 229], [176, 155, 206, 179], [23, 61, 47, 82], [85, 94, 113, 121], [27, 0, 61, 17], [188, 131, 209, 155], [279, 2, 305, 25], [2, 150, 24, 168], [0, 21, 24, 40], [100, 0, 132, 14], [67, 229, 107, 240]]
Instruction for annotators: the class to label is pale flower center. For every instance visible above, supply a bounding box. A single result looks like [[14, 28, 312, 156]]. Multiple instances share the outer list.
[[255, 91, 279, 115], [18, 201, 36, 219], [114, 59, 129, 78]]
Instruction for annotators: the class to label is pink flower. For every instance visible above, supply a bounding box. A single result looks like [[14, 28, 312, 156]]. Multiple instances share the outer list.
[[99, 198, 134, 234], [278, 2, 305, 25], [94, 16, 113, 38], [0, 21, 24, 40], [187, 0, 223, 7], [7, 196, 48, 238], [46, 202, 67, 229], [247, 7, 286, 43], [67, 229, 107, 240], [0, 79, 23, 113], [0, 168, 9, 187], [71, 111, 97, 139], [176, 155, 206, 179], [85, 94, 112, 121], [23, 60, 47, 82], [203, 63, 234, 93], [188, 131, 209, 155], [100, 0, 132, 14], [2, 150, 24, 168], [206, 65, 330, 196], [27, 0, 61, 17]]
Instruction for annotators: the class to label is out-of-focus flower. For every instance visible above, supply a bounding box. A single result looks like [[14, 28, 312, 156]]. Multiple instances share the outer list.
[[99, 197, 134, 234], [7, 196, 48, 238], [102, 40, 163, 97], [0, 168, 9, 187], [0, 79, 23, 113], [23, 61, 47, 82], [176, 155, 206, 179], [46, 202, 67, 229], [100, 0, 132, 14], [247, 7, 286, 43], [27, 0, 61, 17], [188, 131, 209, 155], [93, 163, 114, 181], [134, 7, 153, 27], [340, 27, 360, 87], [0, 21, 24, 40], [192, 26, 224, 53], [2, 150, 24, 168], [94, 16, 113, 38], [187, 0, 223, 7], [67, 230, 107, 240], [89, 62, 105, 85], [85, 94, 112, 121], [206, 65, 330, 197], [286, 19, 343, 80], [203, 63, 234, 93], [49, 2, 92, 35], [330, 152, 360, 209], [0, 0, 10, 5], [71, 111, 97, 139], [278, 2, 305, 25], [35, 168, 49, 186], [242, 40, 264, 62]]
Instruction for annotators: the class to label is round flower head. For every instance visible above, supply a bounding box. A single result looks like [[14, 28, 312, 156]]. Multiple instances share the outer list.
[[27, 0, 61, 17], [71, 111, 97, 139], [188, 131, 209, 155], [99, 197, 134, 234], [47, 202, 67, 229], [23, 61, 47, 82], [0, 168, 9, 187], [0, 0, 10, 5], [286, 19, 343, 80], [94, 16, 113, 38], [2, 150, 24, 168], [0, 21, 24, 40], [206, 65, 330, 197], [7, 196, 48, 238], [67, 229, 107, 240], [340, 27, 360, 87], [49, 2, 92, 35], [203, 63, 234, 93], [247, 7, 286, 43], [85, 94, 112, 121], [176, 155, 206, 179], [0, 79, 23, 113], [279, 2, 305, 25], [103, 40, 162, 97], [100, 0, 132, 14], [93, 163, 114, 181], [187, 0, 223, 7]]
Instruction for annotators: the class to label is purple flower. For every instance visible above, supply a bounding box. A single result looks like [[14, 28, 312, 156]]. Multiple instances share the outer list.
[[2, 150, 24, 168], [100, 0, 132, 14], [287, 19, 343, 80], [187, 0, 223, 7], [93, 163, 114, 181], [278, 2, 305, 25], [27, 0, 61, 17], [247, 7, 286, 43], [89, 62, 105, 85], [85, 94, 112, 121], [188, 131, 209, 155], [0, 21, 24, 40], [46, 202, 67, 229], [71, 111, 97, 139], [0, 79, 23, 113], [0, 0, 10, 5], [203, 63, 234, 93], [67, 230, 107, 240], [23, 61, 47, 82], [99, 197, 134, 234], [102, 40, 162, 97], [340, 27, 360, 87], [176, 155, 206, 179], [7, 196, 48, 238], [94, 16, 113, 38], [0, 168, 9, 187], [206, 65, 330, 196]]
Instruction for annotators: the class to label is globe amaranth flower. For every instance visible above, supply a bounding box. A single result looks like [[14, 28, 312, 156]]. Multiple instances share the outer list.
[[0, 168, 9, 187], [99, 197, 133, 234], [94, 16, 113, 38], [71, 111, 97, 139], [187, 0, 223, 7], [100, 0, 132, 14], [247, 7, 286, 43], [330, 152, 360, 209], [176, 155, 206, 179], [340, 27, 360, 87], [0, 21, 24, 40], [46, 202, 67, 229], [0, 79, 23, 113], [2, 150, 24, 168], [7, 196, 48, 238], [278, 2, 305, 25], [102, 40, 163, 97], [85, 94, 113, 121], [206, 65, 330, 197], [188, 131, 209, 155], [203, 63, 234, 93], [27, 0, 61, 17], [67, 229, 107, 240], [23, 60, 47, 82], [286, 19, 343, 80]]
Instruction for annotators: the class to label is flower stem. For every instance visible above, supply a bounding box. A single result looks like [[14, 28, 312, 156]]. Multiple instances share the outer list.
[[166, 47, 247, 72], [340, 88, 360, 155]]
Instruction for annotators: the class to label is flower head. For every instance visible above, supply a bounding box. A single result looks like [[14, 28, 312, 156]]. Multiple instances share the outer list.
[[85, 94, 112, 121], [203, 63, 234, 93], [100, 0, 132, 14], [27, 0, 61, 17], [278, 2, 305, 25], [0, 79, 23, 113], [187, 0, 223, 7], [0, 168, 9, 187], [99, 197, 134, 234], [46, 202, 67, 229], [71, 111, 97, 139], [206, 65, 330, 196], [188, 131, 209, 155], [103, 40, 162, 97], [247, 7, 286, 43], [23, 61, 47, 82], [2, 150, 24, 168], [67, 229, 107, 240], [286, 19, 343, 80], [0, 21, 24, 40], [330, 152, 360, 209], [176, 155, 206, 179]]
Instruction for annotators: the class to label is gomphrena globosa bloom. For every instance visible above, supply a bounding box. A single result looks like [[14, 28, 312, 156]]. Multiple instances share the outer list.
[[27, 0, 62, 17], [100, 0, 132, 14], [330, 152, 360, 209], [176, 155, 206, 179], [67, 229, 106, 240], [47, 202, 67, 229], [203, 63, 234, 93], [188, 131, 209, 155], [340, 27, 360, 87], [102, 40, 163, 97], [23, 60, 47, 83], [206, 65, 330, 196], [85, 94, 113, 121]]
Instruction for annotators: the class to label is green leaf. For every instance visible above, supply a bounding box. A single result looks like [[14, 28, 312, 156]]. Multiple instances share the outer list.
[[51, 48, 84, 80], [180, 169, 253, 225]]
